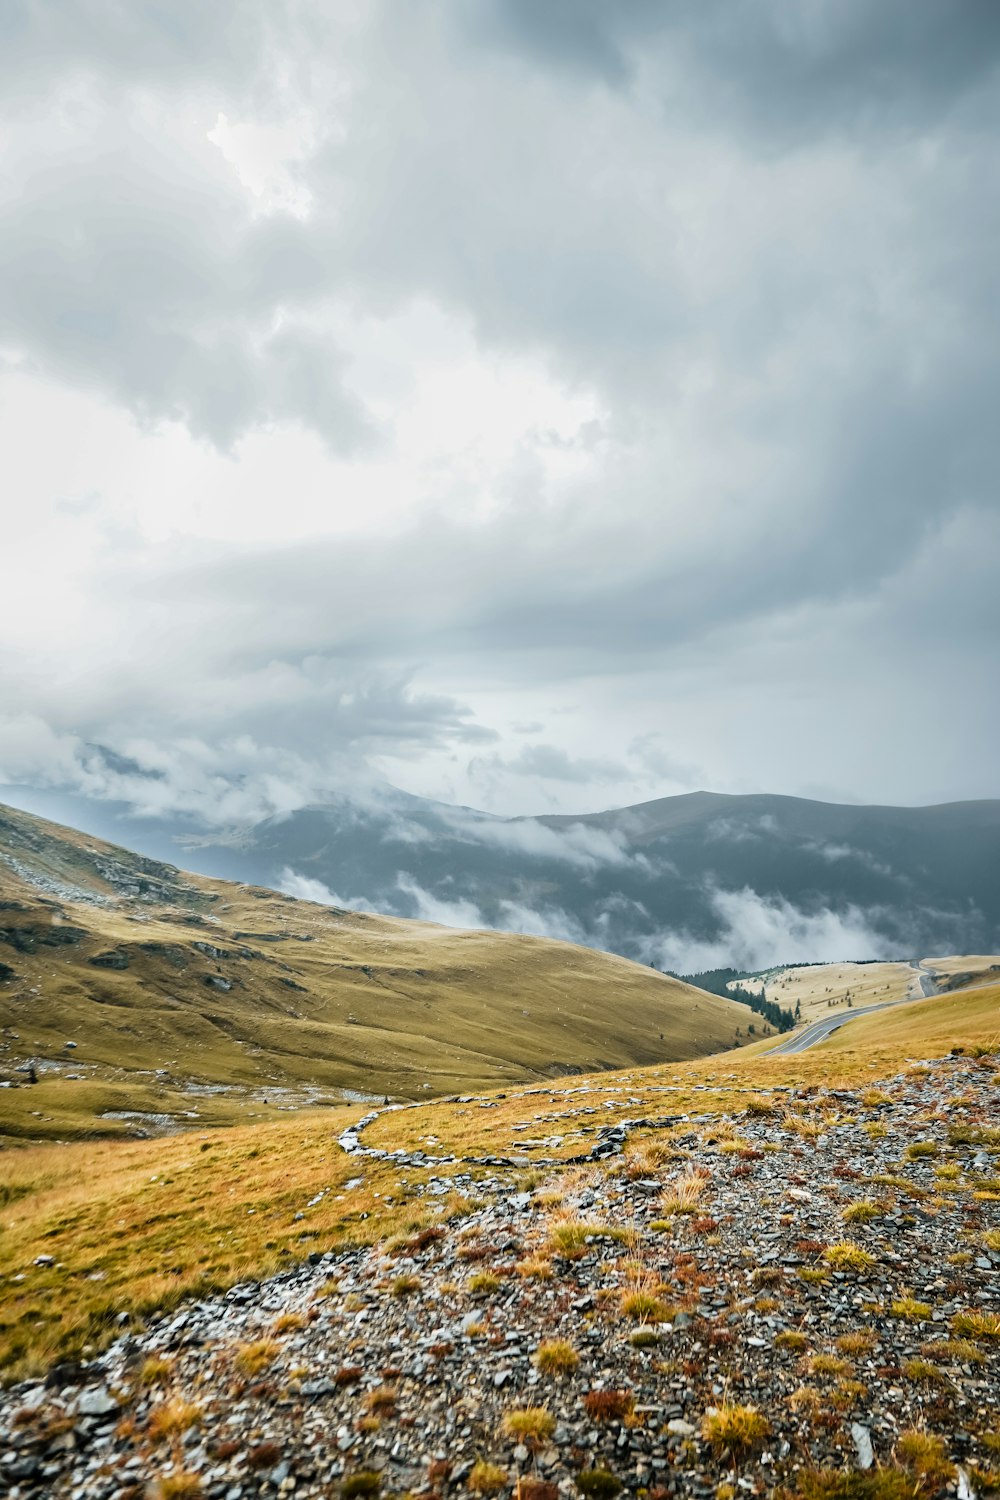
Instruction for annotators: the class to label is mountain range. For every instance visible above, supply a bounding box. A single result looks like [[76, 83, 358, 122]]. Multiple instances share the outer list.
[[4, 783, 998, 971]]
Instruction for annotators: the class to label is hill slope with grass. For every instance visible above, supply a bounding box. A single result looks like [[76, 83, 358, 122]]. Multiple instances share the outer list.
[[0, 802, 745, 1140], [0, 981, 996, 1498]]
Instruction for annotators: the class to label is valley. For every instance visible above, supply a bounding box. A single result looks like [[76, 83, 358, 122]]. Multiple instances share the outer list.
[[0, 803, 997, 1500]]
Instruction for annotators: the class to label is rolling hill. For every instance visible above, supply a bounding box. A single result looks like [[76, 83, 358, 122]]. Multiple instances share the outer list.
[[0, 802, 747, 1141]]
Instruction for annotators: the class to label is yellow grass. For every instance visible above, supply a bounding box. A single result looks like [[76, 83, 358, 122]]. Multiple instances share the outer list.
[[0, 802, 749, 1142], [729, 960, 922, 1024], [0, 867, 996, 1384]]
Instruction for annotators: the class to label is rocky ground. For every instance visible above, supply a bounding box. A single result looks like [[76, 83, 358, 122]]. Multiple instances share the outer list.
[[1, 1055, 998, 1500]]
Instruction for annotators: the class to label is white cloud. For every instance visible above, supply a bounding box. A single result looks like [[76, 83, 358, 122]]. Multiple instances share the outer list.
[[639, 886, 898, 973]]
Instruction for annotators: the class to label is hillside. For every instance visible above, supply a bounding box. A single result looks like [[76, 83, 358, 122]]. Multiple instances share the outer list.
[[0, 982, 997, 1497], [0, 802, 745, 1141], [9, 782, 998, 969]]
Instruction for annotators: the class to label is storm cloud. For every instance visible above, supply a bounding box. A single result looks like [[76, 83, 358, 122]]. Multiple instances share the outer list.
[[1, 0, 998, 827]]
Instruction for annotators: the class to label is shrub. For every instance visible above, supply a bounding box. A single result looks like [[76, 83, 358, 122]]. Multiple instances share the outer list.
[[469, 1272, 502, 1295], [391, 1275, 420, 1298]]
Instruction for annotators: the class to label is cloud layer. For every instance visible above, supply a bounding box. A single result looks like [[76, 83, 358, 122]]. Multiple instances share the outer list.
[[1, 0, 998, 825]]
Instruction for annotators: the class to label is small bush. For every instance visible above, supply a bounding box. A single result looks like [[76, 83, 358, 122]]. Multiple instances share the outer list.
[[469, 1272, 502, 1295], [391, 1274, 420, 1298]]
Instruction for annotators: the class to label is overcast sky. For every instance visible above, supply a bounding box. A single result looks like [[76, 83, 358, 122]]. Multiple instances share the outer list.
[[1, 0, 998, 828]]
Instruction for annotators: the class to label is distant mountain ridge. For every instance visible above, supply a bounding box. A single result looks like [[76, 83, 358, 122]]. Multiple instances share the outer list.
[[4, 784, 997, 971]]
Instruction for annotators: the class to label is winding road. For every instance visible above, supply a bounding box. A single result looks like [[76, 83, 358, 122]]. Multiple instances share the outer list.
[[767, 960, 939, 1056]]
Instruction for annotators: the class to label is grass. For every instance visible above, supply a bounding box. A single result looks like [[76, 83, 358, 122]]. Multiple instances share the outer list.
[[535, 1339, 579, 1374], [890, 1296, 932, 1321], [582, 1390, 634, 1423], [576, 1473, 620, 1500], [0, 801, 748, 1140], [1, 907, 997, 1385], [234, 1339, 280, 1376], [468, 1462, 508, 1495], [148, 1400, 202, 1442], [842, 1200, 882, 1224], [503, 1408, 556, 1444], [775, 1331, 809, 1352], [951, 1309, 1000, 1339], [823, 1242, 877, 1272], [702, 1403, 771, 1457]]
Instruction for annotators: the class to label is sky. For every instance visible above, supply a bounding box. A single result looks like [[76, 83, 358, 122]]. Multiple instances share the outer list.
[[1, 0, 998, 830]]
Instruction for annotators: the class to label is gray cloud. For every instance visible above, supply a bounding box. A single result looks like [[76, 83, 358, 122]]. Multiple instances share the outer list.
[[0, 0, 997, 829]]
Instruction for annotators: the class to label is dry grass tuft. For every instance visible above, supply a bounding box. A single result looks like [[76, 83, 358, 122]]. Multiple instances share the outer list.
[[701, 1402, 770, 1457], [148, 1400, 203, 1443], [583, 1390, 634, 1424], [503, 1407, 556, 1445], [534, 1339, 579, 1375], [891, 1295, 932, 1321], [822, 1241, 876, 1272], [234, 1338, 280, 1376], [468, 1461, 508, 1495]]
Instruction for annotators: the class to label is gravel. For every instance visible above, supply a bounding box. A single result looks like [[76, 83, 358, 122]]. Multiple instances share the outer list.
[[1, 1054, 997, 1499]]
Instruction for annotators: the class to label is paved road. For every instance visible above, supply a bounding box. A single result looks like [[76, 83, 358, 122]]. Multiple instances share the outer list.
[[768, 959, 998, 1056], [767, 996, 910, 1055]]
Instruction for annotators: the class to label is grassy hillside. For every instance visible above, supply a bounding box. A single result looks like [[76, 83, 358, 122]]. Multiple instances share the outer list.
[[0, 802, 744, 1140], [0, 981, 996, 1381]]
